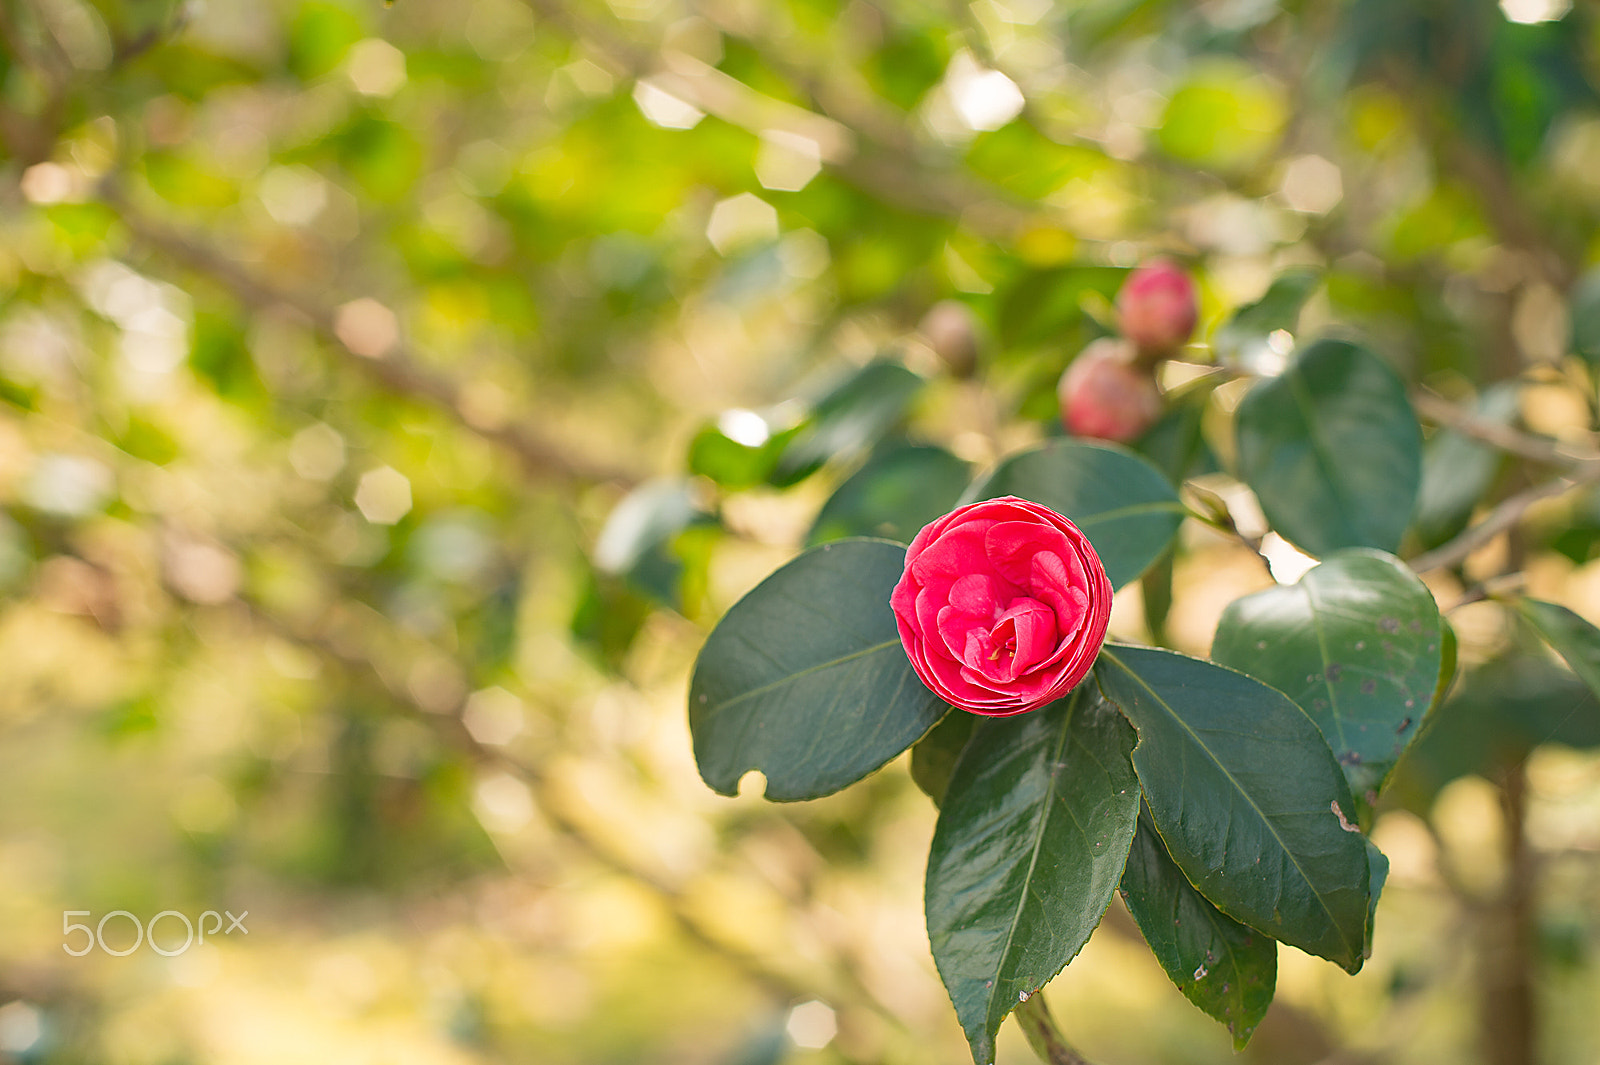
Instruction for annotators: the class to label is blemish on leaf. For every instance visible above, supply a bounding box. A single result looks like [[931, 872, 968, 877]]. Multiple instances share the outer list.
[[1360, 679, 1376, 695], [1331, 801, 1361, 833], [1256, 639, 1268, 650], [1339, 751, 1362, 765], [1379, 617, 1399, 634], [1193, 963, 1208, 980], [1396, 716, 1412, 733], [1354, 640, 1366, 650], [1325, 662, 1343, 682]]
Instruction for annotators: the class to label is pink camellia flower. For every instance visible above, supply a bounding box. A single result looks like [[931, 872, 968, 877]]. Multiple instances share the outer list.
[[1116, 258, 1198, 356], [1058, 337, 1162, 443], [890, 497, 1113, 716]]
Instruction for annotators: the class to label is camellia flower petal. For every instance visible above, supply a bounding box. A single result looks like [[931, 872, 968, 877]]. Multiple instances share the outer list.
[[889, 496, 1113, 716]]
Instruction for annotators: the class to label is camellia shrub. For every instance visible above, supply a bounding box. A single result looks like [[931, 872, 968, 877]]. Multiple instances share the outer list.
[[620, 256, 1600, 1064]]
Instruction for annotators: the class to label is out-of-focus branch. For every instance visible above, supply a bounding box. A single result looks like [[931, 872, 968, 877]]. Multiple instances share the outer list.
[[1408, 476, 1581, 574], [519, 0, 1045, 234], [1411, 388, 1600, 469], [243, 592, 917, 1039], [101, 181, 640, 488]]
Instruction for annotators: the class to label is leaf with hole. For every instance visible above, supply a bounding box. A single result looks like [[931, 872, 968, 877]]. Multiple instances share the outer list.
[[926, 688, 1139, 1065], [1095, 645, 1370, 972], [688, 539, 945, 801]]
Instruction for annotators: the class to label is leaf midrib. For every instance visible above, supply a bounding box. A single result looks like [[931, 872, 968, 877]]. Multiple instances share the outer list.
[[984, 691, 1081, 1034], [1099, 647, 1355, 961], [703, 639, 902, 716], [1075, 500, 1188, 528]]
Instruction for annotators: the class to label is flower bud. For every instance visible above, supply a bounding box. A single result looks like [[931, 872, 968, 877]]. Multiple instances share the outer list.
[[1116, 258, 1197, 357], [918, 300, 981, 378], [1057, 338, 1162, 443]]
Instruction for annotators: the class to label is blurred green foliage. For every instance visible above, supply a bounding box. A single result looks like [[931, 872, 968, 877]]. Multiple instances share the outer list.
[[3, 0, 1600, 1063]]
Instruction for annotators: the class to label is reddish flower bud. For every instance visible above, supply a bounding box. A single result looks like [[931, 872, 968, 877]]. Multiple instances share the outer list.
[[1057, 338, 1162, 443], [1116, 258, 1198, 356]]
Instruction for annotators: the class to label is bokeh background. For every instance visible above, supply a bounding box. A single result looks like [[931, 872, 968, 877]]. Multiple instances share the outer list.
[[3, 0, 1600, 1062]]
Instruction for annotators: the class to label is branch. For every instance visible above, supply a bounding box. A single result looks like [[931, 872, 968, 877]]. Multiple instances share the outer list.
[[1411, 388, 1600, 469], [240, 589, 921, 1037], [519, 0, 1046, 235], [1407, 476, 1580, 574], [100, 180, 640, 488]]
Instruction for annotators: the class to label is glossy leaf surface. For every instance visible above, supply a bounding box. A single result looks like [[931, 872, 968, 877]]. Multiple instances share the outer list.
[[966, 440, 1185, 590], [1120, 812, 1276, 1049], [1210, 549, 1443, 810], [1095, 645, 1370, 972], [1235, 339, 1422, 557], [926, 689, 1139, 1065], [689, 539, 944, 800]]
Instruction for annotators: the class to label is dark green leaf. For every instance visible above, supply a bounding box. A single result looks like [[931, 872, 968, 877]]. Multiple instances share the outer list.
[[1235, 339, 1422, 557], [909, 709, 975, 806], [1120, 812, 1276, 1049], [1519, 599, 1600, 700], [771, 361, 925, 485], [1213, 270, 1321, 372], [1387, 653, 1600, 814], [808, 444, 969, 546], [1095, 645, 1371, 972], [1210, 549, 1443, 812], [689, 539, 945, 801], [1413, 384, 1518, 549], [926, 689, 1139, 1065], [1364, 839, 1389, 960], [965, 440, 1185, 590]]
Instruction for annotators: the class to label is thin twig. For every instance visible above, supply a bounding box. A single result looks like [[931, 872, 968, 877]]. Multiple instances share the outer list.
[[240, 591, 919, 1036], [100, 180, 639, 488], [1408, 477, 1582, 574], [1411, 388, 1600, 469]]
